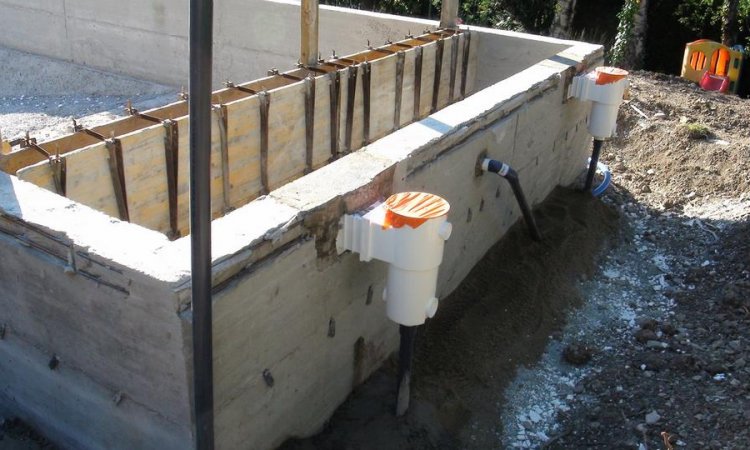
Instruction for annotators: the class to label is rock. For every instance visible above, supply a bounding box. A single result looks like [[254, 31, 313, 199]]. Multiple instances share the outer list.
[[645, 411, 661, 424], [670, 354, 696, 371], [734, 358, 746, 369], [635, 328, 658, 343], [563, 343, 593, 366], [637, 318, 659, 331], [638, 353, 668, 371], [646, 340, 668, 349], [660, 323, 679, 336], [528, 411, 542, 423]]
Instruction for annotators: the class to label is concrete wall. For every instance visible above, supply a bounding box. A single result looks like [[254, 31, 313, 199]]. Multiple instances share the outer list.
[[0, 10, 602, 450], [0, 175, 194, 449], [0, 0, 434, 87]]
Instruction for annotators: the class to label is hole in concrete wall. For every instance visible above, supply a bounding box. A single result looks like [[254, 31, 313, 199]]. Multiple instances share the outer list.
[[328, 318, 336, 338], [366, 285, 374, 305], [262, 369, 275, 387], [466, 208, 473, 223], [479, 197, 485, 212]]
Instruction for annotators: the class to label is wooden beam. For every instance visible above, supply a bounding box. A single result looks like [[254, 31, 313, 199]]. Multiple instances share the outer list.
[[440, 0, 459, 29], [300, 0, 319, 66]]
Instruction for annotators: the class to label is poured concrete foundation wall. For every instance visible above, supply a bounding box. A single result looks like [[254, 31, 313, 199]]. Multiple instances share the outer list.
[[0, 13, 602, 450], [0, 0, 435, 87]]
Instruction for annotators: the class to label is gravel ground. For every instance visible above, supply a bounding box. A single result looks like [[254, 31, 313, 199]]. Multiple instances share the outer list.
[[0, 46, 176, 144], [501, 73, 750, 449]]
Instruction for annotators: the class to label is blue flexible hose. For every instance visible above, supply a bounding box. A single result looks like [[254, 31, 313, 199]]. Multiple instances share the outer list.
[[591, 161, 612, 197]]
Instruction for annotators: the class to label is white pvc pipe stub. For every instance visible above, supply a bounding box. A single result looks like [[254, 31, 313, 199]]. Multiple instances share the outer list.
[[568, 67, 629, 140], [336, 192, 452, 326]]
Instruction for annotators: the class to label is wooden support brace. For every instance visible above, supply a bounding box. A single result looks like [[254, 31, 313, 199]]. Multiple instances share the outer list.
[[461, 31, 472, 98], [413, 46, 423, 122], [449, 35, 459, 102], [105, 138, 130, 222], [394, 51, 405, 132], [163, 119, 180, 239], [226, 82, 257, 95], [440, 0, 460, 29], [304, 76, 316, 174], [362, 61, 371, 147], [432, 38, 445, 114], [213, 104, 231, 213], [258, 91, 270, 195], [344, 66, 358, 153], [329, 71, 340, 160], [300, 0, 319, 67]]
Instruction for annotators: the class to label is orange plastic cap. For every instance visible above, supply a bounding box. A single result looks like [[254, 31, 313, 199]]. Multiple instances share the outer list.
[[595, 67, 629, 85], [383, 192, 450, 229]]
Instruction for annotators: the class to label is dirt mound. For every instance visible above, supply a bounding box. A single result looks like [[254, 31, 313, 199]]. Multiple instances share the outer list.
[[607, 71, 750, 205]]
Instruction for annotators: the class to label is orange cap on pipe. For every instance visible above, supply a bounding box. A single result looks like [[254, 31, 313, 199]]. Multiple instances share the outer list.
[[383, 192, 450, 229], [595, 67, 629, 85]]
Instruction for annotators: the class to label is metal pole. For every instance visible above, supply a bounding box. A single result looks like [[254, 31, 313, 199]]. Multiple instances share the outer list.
[[189, 0, 214, 448]]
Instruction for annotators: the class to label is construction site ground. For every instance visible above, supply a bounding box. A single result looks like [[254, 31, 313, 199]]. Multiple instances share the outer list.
[[1, 46, 749, 450]]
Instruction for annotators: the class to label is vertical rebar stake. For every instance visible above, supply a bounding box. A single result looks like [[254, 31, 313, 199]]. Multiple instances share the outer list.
[[584, 138, 604, 192], [396, 325, 417, 416]]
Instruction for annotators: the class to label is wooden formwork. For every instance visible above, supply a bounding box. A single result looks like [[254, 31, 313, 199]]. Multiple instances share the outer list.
[[1, 29, 477, 238]]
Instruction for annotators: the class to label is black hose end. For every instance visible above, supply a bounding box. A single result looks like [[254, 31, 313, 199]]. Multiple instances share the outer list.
[[486, 159, 504, 174], [484, 158, 543, 242]]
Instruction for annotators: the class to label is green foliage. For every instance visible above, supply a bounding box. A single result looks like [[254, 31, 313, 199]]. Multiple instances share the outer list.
[[319, 0, 555, 33], [610, 0, 640, 66], [684, 122, 712, 139], [675, 0, 750, 43]]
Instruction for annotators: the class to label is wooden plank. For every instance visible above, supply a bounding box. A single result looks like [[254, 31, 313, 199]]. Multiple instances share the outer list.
[[266, 80, 307, 190], [436, 35, 456, 110], [301, 0, 319, 66], [367, 54, 397, 143], [18, 142, 121, 219], [225, 95, 262, 210], [418, 41, 437, 118], [465, 31, 479, 96], [440, 0, 459, 29], [118, 125, 170, 233], [311, 75, 332, 169]]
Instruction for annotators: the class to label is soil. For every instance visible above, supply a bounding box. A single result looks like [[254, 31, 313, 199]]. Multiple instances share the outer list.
[[2, 56, 749, 449]]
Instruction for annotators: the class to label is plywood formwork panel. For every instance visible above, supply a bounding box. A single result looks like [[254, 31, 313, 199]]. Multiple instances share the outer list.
[[224, 95, 262, 210]]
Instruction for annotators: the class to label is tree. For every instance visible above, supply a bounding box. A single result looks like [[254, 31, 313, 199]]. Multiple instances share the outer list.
[[550, 0, 577, 38], [722, 0, 740, 45]]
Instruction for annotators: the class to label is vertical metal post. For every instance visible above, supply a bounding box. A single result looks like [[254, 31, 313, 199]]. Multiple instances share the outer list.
[[189, 0, 214, 448]]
